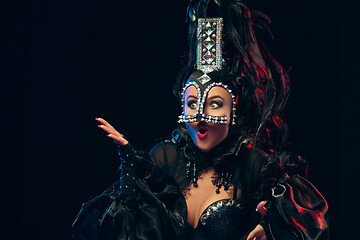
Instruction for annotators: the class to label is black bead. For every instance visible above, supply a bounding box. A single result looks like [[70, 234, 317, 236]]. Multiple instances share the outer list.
[[216, 188, 220, 194]]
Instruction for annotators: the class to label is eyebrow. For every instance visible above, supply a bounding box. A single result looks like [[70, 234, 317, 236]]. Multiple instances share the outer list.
[[207, 95, 225, 101], [186, 95, 198, 101]]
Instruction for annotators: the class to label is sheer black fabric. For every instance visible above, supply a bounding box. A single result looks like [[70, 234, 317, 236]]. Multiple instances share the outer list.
[[72, 131, 328, 240], [72, 143, 188, 240], [258, 153, 329, 239]]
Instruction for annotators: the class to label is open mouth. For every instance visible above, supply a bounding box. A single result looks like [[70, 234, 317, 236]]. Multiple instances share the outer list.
[[197, 125, 208, 139]]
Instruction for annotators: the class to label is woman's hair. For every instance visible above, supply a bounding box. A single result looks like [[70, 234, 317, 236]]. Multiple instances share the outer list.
[[174, 0, 290, 152]]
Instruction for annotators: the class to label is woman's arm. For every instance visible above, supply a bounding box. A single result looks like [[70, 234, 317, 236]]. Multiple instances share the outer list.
[[72, 118, 187, 240]]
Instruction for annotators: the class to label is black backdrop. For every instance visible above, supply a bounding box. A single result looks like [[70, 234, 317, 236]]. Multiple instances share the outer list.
[[2, 0, 359, 239]]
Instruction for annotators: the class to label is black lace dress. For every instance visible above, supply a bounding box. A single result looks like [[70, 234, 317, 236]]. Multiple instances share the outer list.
[[72, 128, 329, 240]]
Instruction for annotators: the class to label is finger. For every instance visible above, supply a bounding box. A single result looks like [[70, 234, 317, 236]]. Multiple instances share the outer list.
[[256, 201, 267, 217], [107, 134, 128, 146], [254, 225, 266, 240], [98, 125, 117, 136], [257, 233, 266, 240], [98, 124, 122, 136], [96, 118, 124, 137], [246, 230, 256, 240], [95, 117, 108, 125], [247, 225, 265, 240], [96, 118, 117, 132]]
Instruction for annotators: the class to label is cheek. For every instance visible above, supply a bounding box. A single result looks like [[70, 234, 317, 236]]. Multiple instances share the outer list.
[[205, 107, 230, 118], [222, 104, 232, 117], [184, 106, 196, 115], [213, 124, 229, 138]]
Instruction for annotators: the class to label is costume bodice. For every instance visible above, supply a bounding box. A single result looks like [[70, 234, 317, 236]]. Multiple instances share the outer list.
[[72, 136, 329, 240], [149, 138, 264, 239], [187, 199, 249, 240]]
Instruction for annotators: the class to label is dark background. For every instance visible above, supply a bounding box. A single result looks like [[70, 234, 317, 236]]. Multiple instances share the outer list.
[[1, 0, 359, 239]]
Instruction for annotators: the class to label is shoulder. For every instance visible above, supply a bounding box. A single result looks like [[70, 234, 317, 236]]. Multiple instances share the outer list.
[[149, 140, 180, 168], [241, 148, 309, 185], [149, 140, 179, 158], [232, 148, 270, 199], [240, 147, 269, 172], [245, 148, 269, 161]]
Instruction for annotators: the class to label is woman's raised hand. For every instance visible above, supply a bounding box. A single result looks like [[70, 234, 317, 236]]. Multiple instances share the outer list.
[[96, 118, 129, 146]]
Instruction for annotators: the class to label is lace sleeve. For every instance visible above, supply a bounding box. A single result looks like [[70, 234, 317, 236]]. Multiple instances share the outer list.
[[72, 142, 188, 240]]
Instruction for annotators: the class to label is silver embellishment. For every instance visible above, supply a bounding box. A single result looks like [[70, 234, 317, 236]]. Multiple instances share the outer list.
[[198, 73, 211, 85], [197, 18, 223, 76], [199, 199, 242, 226], [178, 82, 236, 125], [178, 18, 238, 125], [271, 183, 286, 197]]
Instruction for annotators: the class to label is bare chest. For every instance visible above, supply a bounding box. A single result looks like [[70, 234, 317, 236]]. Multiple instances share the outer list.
[[184, 167, 236, 228]]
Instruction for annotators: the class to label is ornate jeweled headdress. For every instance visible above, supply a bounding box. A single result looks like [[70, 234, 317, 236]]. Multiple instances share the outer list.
[[175, 0, 291, 193], [178, 17, 237, 125], [196, 18, 223, 83], [175, 0, 290, 152]]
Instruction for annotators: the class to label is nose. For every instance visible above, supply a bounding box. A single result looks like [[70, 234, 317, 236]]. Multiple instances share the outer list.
[[196, 114, 204, 123]]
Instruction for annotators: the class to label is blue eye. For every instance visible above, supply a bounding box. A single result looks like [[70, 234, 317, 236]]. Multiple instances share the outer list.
[[187, 100, 197, 109]]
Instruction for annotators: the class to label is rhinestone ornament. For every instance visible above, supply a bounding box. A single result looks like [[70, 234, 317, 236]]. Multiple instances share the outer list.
[[197, 18, 223, 74], [178, 82, 237, 125], [199, 199, 242, 226]]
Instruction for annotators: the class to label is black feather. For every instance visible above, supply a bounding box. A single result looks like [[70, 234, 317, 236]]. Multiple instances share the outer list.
[[174, 0, 290, 152]]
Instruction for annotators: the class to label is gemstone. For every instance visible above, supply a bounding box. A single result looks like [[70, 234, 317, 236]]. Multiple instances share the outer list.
[[203, 51, 215, 64], [198, 74, 211, 84], [203, 36, 214, 50], [205, 27, 215, 36]]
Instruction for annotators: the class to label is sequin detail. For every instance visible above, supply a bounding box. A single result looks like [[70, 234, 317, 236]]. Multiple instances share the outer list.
[[199, 199, 242, 226]]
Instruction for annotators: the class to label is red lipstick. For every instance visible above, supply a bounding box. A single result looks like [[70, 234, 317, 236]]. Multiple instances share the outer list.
[[197, 126, 208, 139]]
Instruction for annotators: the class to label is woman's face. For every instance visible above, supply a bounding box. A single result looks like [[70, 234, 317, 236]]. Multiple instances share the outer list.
[[184, 85, 232, 152]]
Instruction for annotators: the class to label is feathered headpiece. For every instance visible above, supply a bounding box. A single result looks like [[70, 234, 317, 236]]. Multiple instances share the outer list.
[[174, 0, 290, 152]]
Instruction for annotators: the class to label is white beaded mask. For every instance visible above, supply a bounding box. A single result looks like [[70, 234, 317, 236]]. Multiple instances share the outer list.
[[178, 75, 237, 125]]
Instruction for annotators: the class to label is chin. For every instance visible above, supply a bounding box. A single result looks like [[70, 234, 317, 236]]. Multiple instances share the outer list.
[[196, 143, 212, 152], [194, 138, 222, 152]]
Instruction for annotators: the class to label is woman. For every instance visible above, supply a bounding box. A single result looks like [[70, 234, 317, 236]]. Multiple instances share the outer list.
[[72, 1, 329, 239]]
